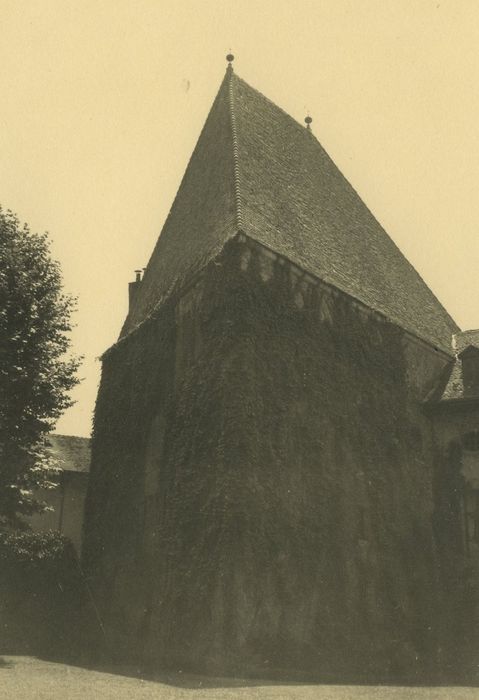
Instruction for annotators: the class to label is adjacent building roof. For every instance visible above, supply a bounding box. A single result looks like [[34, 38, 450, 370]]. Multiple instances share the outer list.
[[120, 64, 459, 352], [46, 434, 91, 474], [437, 362, 468, 402], [427, 330, 479, 403], [454, 329, 479, 354]]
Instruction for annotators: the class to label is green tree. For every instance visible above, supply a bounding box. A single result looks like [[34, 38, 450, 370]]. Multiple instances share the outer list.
[[0, 208, 80, 528]]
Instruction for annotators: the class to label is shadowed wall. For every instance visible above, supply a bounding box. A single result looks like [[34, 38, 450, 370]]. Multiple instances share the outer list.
[[83, 238, 454, 678]]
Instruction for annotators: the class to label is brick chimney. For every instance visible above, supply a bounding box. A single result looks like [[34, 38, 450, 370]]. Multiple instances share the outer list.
[[128, 270, 143, 312]]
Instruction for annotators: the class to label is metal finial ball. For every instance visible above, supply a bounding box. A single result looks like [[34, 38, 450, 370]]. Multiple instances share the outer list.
[[305, 116, 312, 125], [226, 53, 234, 63]]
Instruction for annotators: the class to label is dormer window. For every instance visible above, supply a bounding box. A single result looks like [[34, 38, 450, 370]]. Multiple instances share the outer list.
[[458, 345, 479, 397]]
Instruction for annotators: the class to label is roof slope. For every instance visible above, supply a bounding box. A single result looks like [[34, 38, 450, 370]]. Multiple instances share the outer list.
[[121, 71, 237, 335], [121, 66, 459, 350], [47, 434, 91, 473]]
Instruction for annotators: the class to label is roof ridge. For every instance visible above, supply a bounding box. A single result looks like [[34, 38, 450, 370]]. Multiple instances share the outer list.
[[51, 434, 90, 441], [230, 71, 459, 345], [227, 67, 244, 231]]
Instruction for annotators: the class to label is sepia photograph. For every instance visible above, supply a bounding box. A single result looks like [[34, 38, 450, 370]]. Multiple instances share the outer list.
[[1, 1, 478, 697]]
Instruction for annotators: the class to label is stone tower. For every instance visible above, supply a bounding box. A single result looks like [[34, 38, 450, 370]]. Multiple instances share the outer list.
[[83, 58, 471, 678]]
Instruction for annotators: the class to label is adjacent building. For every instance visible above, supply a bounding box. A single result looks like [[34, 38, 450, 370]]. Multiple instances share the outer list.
[[29, 434, 90, 553]]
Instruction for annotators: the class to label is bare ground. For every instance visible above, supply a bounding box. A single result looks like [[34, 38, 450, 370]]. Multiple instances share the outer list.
[[1, 656, 478, 700]]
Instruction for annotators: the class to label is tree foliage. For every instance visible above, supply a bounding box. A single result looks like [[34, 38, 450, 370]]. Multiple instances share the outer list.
[[0, 529, 75, 564], [0, 208, 80, 527]]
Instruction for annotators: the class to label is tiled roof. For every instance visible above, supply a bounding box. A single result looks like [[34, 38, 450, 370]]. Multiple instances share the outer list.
[[120, 67, 459, 351], [46, 434, 91, 473], [438, 361, 466, 401], [120, 70, 237, 336], [454, 329, 479, 354], [431, 330, 479, 403]]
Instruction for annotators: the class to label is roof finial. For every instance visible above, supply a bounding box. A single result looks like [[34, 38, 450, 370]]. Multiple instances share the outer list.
[[226, 53, 234, 72], [305, 115, 312, 131]]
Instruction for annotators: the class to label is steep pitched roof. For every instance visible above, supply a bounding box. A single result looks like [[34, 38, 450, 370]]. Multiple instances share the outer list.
[[121, 66, 459, 351], [120, 70, 238, 336]]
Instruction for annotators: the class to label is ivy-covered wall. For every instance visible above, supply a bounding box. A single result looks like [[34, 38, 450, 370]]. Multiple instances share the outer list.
[[428, 403, 479, 679], [82, 293, 176, 645], [83, 236, 453, 679]]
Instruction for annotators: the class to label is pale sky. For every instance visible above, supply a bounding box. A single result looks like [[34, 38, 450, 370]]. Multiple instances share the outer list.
[[1, 0, 479, 437]]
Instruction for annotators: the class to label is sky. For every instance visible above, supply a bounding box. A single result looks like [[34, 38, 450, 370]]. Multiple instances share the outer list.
[[1, 0, 479, 437]]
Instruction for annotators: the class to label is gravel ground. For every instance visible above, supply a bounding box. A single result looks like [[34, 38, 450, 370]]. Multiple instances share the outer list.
[[1, 656, 478, 700]]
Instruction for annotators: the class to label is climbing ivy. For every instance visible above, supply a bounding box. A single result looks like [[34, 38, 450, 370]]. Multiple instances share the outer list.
[[84, 238, 449, 680]]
